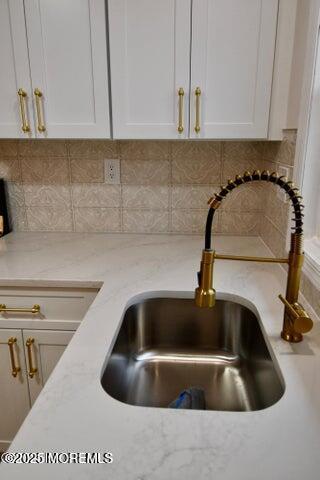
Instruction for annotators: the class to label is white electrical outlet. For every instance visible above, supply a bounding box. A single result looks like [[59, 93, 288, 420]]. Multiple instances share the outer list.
[[277, 166, 289, 202], [105, 159, 120, 184]]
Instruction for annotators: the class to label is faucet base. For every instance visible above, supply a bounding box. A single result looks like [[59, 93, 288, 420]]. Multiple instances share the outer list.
[[281, 330, 303, 343]]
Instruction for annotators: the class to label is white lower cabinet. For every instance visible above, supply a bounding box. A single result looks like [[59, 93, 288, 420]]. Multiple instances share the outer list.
[[0, 329, 30, 452], [0, 286, 98, 450], [22, 330, 75, 406], [0, 328, 75, 450]]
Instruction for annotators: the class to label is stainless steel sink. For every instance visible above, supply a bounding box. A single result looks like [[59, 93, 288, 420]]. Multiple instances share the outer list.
[[101, 293, 285, 411]]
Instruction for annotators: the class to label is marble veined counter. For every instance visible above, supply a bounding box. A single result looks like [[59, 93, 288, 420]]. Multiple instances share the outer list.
[[0, 232, 319, 480]]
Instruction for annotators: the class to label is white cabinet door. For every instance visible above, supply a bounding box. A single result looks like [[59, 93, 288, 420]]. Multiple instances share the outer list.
[[24, 0, 110, 138], [0, 329, 30, 451], [23, 329, 74, 405], [190, 0, 278, 139], [0, 1, 35, 138], [108, 0, 191, 139]]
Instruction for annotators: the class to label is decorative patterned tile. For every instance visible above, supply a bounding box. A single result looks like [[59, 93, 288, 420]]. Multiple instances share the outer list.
[[122, 186, 169, 209], [220, 212, 261, 235], [221, 183, 266, 212], [264, 130, 297, 166], [72, 184, 120, 207], [26, 207, 73, 232], [265, 185, 290, 235], [171, 141, 221, 161], [0, 157, 21, 181], [19, 140, 67, 157], [0, 140, 18, 156], [172, 157, 221, 185], [24, 185, 71, 207], [172, 141, 222, 184], [6, 183, 28, 231], [260, 216, 287, 258], [123, 210, 169, 233], [223, 141, 265, 162], [8, 206, 28, 231], [68, 140, 119, 158], [121, 159, 170, 185], [74, 207, 120, 232], [120, 141, 170, 160], [2, 137, 298, 236], [171, 185, 215, 209], [6, 182, 25, 208], [171, 210, 220, 234], [21, 157, 70, 184], [70, 157, 104, 183], [222, 142, 265, 183]]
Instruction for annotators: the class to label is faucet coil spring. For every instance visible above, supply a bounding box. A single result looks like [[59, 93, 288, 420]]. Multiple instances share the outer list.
[[205, 170, 304, 250]]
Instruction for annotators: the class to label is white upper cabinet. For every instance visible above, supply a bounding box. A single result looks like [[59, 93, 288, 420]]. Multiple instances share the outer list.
[[108, 0, 191, 139], [108, 0, 278, 139], [24, 0, 110, 138], [0, 1, 34, 138], [190, 0, 278, 138]]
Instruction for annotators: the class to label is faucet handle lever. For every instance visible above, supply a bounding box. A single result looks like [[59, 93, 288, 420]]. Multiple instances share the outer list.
[[278, 294, 313, 334]]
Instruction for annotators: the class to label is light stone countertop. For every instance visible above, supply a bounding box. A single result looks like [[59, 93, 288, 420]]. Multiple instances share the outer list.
[[0, 232, 320, 480]]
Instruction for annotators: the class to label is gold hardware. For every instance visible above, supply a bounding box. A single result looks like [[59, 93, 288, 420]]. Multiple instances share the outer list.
[[195, 249, 216, 307], [0, 216, 3, 237], [26, 338, 37, 378], [214, 254, 289, 264], [178, 87, 184, 133], [208, 196, 222, 210], [17, 89, 30, 133], [195, 170, 312, 343], [34, 88, 46, 132], [194, 87, 201, 133], [0, 304, 40, 314], [278, 294, 313, 337], [7, 337, 21, 378]]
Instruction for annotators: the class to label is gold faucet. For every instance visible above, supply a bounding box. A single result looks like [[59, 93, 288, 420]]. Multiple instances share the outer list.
[[195, 170, 313, 343]]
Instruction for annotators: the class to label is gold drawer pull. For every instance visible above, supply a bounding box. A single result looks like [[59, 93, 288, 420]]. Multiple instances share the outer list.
[[7, 337, 21, 378], [17, 89, 31, 133], [177, 87, 184, 133], [26, 338, 37, 378], [34, 88, 46, 132], [0, 304, 40, 314], [194, 87, 201, 133]]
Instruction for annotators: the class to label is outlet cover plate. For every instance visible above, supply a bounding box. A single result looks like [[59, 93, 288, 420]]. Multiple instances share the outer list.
[[105, 159, 120, 184]]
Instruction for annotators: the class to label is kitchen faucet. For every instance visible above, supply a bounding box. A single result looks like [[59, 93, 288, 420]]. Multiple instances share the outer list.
[[195, 170, 313, 343]]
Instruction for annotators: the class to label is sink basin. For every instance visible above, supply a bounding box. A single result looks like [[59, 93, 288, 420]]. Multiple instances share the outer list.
[[101, 293, 284, 411]]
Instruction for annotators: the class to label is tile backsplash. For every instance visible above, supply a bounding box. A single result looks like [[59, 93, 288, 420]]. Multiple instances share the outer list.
[[0, 136, 296, 235], [260, 130, 296, 258]]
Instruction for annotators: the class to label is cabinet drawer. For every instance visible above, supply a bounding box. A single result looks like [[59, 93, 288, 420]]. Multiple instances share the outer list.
[[0, 286, 99, 323]]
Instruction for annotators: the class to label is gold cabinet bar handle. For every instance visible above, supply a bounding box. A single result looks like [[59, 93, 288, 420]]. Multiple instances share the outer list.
[[26, 338, 37, 378], [177, 87, 184, 133], [194, 87, 201, 133], [0, 304, 40, 314], [0, 215, 4, 237], [7, 337, 21, 378], [34, 88, 46, 132], [17, 89, 31, 133]]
